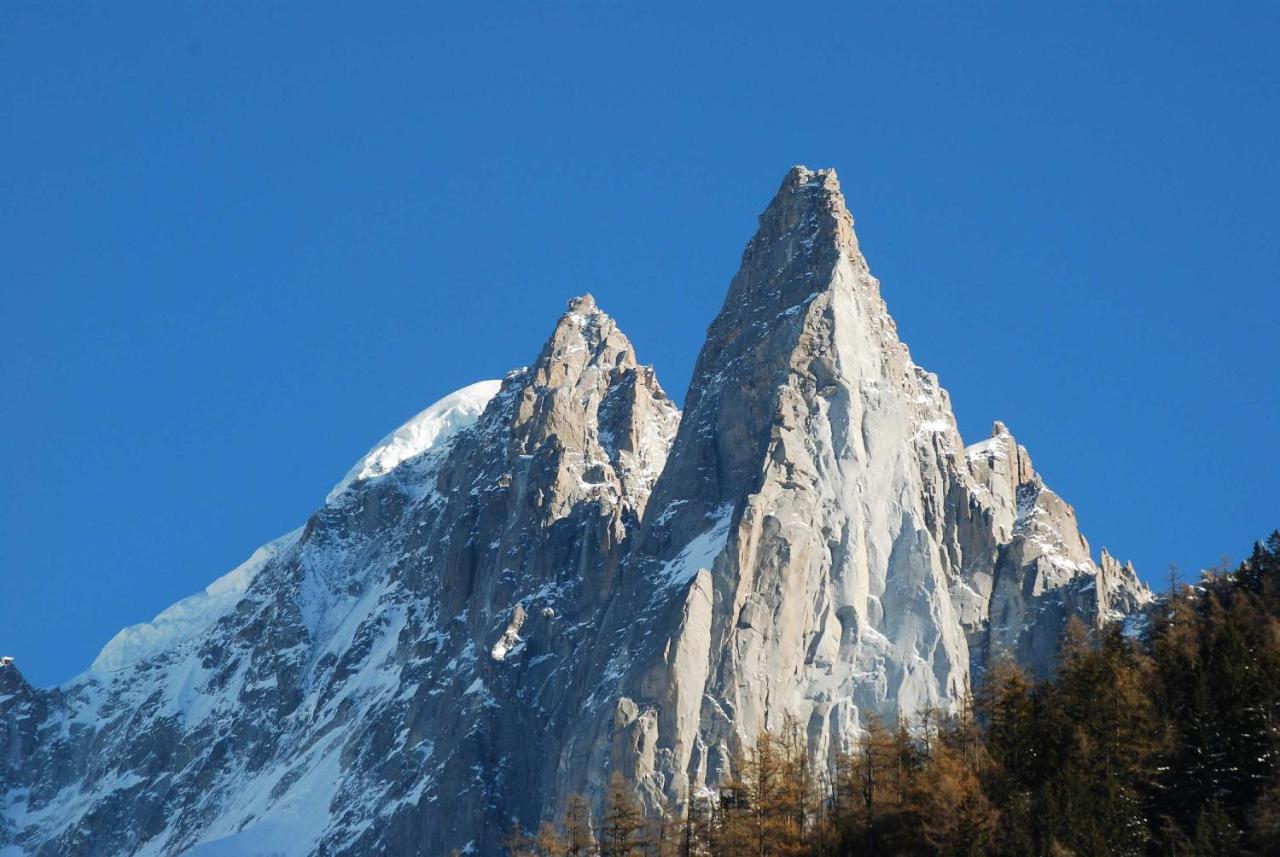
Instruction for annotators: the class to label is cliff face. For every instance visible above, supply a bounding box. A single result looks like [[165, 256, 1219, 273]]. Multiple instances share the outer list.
[[567, 167, 1150, 812], [0, 167, 1149, 856]]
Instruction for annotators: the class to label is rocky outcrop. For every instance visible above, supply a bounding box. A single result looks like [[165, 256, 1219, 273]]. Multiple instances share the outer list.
[[571, 168, 1150, 811], [0, 167, 1149, 856], [0, 296, 681, 856], [966, 420, 1142, 677]]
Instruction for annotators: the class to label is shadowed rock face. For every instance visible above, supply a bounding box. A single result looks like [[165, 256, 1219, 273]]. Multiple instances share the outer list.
[[0, 168, 1149, 856]]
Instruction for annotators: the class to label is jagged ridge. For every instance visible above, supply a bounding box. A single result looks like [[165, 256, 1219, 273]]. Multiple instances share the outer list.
[[0, 168, 1149, 857]]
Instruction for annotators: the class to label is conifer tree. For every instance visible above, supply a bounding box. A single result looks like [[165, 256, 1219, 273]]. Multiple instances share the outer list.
[[912, 737, 996, 856], [558, 798, 596, 854], [513, 528, 1280, 857], [562, 793, 596, 857], [600, 771, 648, 857], [673, 789, 710, 857], [535, 820, 567, 857], [1248, 779, 1280, 853], [712, 741, 756, 856], [855, 716, 898, 852]]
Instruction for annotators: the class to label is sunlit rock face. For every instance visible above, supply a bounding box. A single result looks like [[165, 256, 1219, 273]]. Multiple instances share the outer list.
[[0, 168, 1148, 856], [567, 168, 1149, 813]]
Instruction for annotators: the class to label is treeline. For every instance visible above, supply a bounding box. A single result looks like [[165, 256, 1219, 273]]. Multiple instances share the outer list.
[[502, 531, 1280, 856]]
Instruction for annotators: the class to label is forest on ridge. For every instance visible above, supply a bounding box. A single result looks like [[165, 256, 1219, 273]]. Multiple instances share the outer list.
[[501, 531, 1280, 857]]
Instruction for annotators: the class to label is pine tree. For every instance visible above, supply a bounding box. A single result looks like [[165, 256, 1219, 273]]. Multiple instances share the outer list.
[[1149, 541, 1280, 849], [1248, 778, 1280, 853], [674, 788, 710, 857], [981, 658, 1037, 855], [1039, 626, 1156, 856], [535, 820, 567, 857], [600, 772, 648, 857], [773, 718, 815, 856], [1189, 801, 1241, 855], [854, 716, 898, 852], [912, 738, 996, 856], [712, 742, 754, 856], [562, 793, 596, 857], [982, 658, 1035, 788], [516, 527, 1280, 856]]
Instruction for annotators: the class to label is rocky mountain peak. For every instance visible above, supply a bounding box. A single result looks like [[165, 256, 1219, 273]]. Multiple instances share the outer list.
[[503, 295, 677, 515], [528, 293, 635, 390], [0, 657, 29, 696], [641, 165, 934, 555], [966, 421, 1039, 536], [566, 292, 597, 312], [0, 167, 1152, 857], [598, 168, 1152, 810], [719, 165, 863, 321]]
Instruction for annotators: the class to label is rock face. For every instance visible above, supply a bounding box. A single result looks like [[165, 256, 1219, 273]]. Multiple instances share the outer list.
[[0, 167, 1150, 856]]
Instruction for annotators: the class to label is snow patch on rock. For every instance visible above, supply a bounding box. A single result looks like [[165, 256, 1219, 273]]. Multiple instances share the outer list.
[[657, 504, 734, 588]]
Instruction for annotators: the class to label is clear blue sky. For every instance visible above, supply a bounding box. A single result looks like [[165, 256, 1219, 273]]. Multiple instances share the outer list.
[[3, 3, 1277, 687]]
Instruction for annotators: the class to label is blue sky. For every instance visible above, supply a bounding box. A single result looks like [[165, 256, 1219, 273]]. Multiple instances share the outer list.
[[2, 2, 1277, 687]]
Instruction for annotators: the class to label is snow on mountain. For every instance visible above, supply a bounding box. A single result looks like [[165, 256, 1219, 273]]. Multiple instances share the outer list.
[[326, 380, 501, 503], [86, 379, 503, 681], [0, 168, 1150, 857], [88, 528, 303, 678]]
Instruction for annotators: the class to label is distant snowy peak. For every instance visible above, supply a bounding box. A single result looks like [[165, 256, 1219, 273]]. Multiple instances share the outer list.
[[326, 380, 502, 503]]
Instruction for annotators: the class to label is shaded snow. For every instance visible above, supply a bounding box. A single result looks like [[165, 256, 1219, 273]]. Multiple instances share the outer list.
[[657, 503, 734, 588], [176, 729, 347, 857], [82, 381, 500, 682], [87, 528, 303, 678]]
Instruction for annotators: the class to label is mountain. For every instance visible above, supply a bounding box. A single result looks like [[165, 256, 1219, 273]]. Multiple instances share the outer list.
[[0, 167, 1149, 856]]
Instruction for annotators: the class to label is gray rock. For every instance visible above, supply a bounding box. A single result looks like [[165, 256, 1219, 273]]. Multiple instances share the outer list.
[[0, 167, 1149, 856], [565, 169, 1150, 813]]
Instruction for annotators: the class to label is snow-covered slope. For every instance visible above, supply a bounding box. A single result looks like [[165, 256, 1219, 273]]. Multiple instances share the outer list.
[[326, 379, 501, 502], [0, 168, 1149, 856], [88, 379, 503, 680], [88, 529, 303, 678]]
